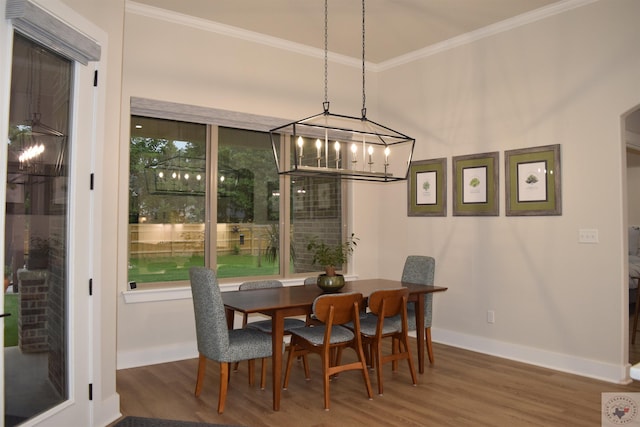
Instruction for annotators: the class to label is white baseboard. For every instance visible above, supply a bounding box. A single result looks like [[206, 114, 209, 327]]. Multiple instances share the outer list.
[[432, 327, 631, 385], [95, 392, 122, 427], [117, 342, 198, 370], [115, 327, 631, 385]]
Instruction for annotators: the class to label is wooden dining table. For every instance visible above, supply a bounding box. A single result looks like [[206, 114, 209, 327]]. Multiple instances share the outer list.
[[222, 278, 447, 411]]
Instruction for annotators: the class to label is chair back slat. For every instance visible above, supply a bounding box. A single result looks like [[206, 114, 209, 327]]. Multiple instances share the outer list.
[[313, 292, 363, 325], [189, 267, 230, 359], [368, 288, 409, 318]]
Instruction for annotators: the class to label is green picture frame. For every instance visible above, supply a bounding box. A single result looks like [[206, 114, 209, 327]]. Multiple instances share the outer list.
[[407, 158, 447, 216], [452, 152, 499, 216], [505, 144, 561, 216]]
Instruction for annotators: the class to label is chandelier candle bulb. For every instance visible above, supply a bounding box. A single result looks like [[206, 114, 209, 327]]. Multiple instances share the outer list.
[[297, 136, 304, 157], [351, 143, 358, 169], [315, 139, 322, 167]]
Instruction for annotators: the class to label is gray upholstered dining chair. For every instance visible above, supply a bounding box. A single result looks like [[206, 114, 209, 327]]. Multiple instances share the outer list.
[[402, 255, 436, 363], [189, 267, 272, 414], [233, 279, 307, 372], [238, 279, 307, 333]]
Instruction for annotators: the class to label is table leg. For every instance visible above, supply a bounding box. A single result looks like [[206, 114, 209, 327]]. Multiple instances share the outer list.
[[416, 295, 425, 374], [271, 312, 285, 411], [225, 307, 234, 329], [633, 279, 640, 344]]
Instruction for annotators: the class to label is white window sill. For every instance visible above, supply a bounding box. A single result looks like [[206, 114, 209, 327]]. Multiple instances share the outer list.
[[121, 274, 358, 304]]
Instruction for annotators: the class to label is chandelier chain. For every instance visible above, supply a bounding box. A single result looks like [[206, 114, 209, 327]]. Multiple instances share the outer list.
[[361, 0, 366, 118], [324, 0, 329, 110]]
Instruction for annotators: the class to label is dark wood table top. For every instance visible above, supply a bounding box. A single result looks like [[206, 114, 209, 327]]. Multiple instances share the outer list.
[[222, 278, 448, 314]]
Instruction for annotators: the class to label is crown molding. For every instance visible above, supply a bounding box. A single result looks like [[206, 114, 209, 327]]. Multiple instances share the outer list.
[[125, 1, 367, 70], [126, 0, 596, 73], [377, 0, 597, 71]]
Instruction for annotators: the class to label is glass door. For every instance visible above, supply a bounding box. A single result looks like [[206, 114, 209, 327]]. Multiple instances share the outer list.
[[3, 31, 91, 426]]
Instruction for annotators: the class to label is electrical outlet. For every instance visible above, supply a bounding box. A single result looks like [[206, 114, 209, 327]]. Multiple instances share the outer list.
[[487, 310, 495, 324], [578, 229, 599, 243]]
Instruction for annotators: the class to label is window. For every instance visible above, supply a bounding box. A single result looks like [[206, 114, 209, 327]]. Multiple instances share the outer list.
[[128, 116, 206, 284], [128, 111, 345, 285]]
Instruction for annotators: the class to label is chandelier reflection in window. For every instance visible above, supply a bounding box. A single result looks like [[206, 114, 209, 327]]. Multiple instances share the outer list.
[[144, 154, 205, 195]]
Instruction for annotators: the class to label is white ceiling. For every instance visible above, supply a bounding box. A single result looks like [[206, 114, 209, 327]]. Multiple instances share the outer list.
[[131, 0, 565, 64]]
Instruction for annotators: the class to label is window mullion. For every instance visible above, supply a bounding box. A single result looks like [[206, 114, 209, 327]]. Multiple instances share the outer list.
[[207, 125, 217, 269], [280, 134, 291, 277]]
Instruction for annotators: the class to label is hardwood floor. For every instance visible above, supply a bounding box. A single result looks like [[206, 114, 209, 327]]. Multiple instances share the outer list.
[[113, 340, 640, 427]]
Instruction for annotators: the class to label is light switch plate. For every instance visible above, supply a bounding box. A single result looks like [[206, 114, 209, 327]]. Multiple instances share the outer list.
[[578, 229, 599, 243]]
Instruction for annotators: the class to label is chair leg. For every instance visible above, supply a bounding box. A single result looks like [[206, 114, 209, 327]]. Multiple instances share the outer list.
[[195, 353, 207, 397], [283, 338, 297, 389], [426, 327, 434, 364], [260, 358, 267, 390], [321, 347, 331, 410], [218, 362, 229, 414], [355, 338, 374, 401], [302, 353, 310, 380], [374, 338, 384, 396], [402, 333, 417, 386], [247, 359, 255, 386], [391, 337, 399, 371]]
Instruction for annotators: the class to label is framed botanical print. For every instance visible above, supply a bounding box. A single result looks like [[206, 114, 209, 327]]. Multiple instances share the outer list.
[[452, 152, 499, 216], [407, 158, 447, 216], [505, 144, 561, 216]]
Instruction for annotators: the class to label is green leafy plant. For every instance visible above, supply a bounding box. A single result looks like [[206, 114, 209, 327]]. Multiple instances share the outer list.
[[263, 224, 295, 264], [306, 233, 358, 277]]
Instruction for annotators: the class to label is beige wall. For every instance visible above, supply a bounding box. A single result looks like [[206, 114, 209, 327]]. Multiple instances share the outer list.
[[114, 0, 640, 385], [57, 0, 124, 424], [377, 0, 639, 379]]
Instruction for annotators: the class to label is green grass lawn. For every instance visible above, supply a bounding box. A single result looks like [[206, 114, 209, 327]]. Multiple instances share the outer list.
[[129, 254, 280, 283], [4, 293, 18, 347]]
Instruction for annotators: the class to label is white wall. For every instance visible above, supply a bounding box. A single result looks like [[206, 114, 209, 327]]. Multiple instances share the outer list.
[[115, 0, 640, 383], [376, 0, 640, 381]]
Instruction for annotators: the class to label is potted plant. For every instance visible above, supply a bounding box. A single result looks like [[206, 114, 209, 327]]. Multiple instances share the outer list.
[[306, 233, 358, 292]]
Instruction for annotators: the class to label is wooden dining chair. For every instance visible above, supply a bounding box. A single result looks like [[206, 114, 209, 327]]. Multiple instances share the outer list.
[[189, 267, 272, 414], [356, 288, 417, 395], [283, 292, 373, 410], [234, 279, 307, 372], [402, 255, 436, 364]]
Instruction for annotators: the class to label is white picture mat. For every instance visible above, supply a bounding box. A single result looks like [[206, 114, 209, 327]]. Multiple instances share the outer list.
[[462, 166, 487, 204], [517, 161, 547, 202], [416, 171, 437, 205]]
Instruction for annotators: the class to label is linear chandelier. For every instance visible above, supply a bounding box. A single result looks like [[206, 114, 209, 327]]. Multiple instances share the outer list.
[[270, 0, 415, 182]]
